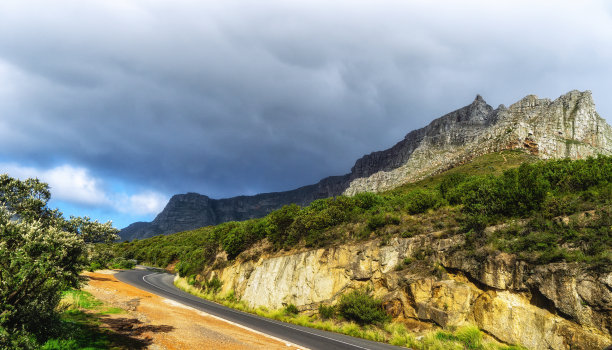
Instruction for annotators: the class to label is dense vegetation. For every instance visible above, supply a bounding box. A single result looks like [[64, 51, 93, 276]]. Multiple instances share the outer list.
[[114, 152, 612, 276], [0, 175, 119, 349], [336, 289, 390, 325]]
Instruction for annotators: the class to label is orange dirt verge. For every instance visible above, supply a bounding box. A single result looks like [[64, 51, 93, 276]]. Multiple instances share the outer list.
[[83, 270, 303, 350]]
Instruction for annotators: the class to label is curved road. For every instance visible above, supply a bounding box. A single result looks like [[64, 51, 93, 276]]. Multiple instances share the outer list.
[[116, 268, 407, 350]]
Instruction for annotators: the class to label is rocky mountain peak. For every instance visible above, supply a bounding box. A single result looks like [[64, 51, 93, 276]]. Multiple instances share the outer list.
[[344, 90, 611, 195], [508, 90, 593, 113], [463, 94, 494, 123]]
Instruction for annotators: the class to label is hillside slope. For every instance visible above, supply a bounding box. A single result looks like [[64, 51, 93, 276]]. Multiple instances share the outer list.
[[120, 90, 612, 240], [114, 153, 612, 349]]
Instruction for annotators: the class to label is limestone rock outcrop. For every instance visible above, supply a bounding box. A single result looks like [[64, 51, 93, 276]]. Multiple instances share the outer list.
[[205, 235, 611, 350], [121, 90, 612, 240]]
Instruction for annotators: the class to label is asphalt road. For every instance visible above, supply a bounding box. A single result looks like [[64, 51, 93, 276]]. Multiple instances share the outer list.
[[115, 268, 408, 350]]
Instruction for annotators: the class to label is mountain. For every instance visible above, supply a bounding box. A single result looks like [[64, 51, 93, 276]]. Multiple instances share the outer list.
[[120, 175, 349, 240], [345, 90, 612, 194], [120, 90, 612, 240]]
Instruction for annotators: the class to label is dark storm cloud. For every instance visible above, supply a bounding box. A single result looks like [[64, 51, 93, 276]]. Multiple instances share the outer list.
[[1, 0, 611, 198]]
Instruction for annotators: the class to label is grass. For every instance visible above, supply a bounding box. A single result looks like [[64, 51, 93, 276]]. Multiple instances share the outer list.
[[61, 290, 126, 316], [388, 150, 537, 194], [101, 307, 125, 315], [174, 276, 525, 349], [61, 290, 103, 310], [41, 309, 112, 350], [43, 290, 129, 349]]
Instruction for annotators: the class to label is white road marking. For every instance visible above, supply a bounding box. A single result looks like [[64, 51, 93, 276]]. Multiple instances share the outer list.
[[141, 273, 314, 349], [140, 272, 377, 350]]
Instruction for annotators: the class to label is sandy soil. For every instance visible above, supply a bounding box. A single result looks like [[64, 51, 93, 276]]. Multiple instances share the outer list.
[[83, 270, 303, 350]]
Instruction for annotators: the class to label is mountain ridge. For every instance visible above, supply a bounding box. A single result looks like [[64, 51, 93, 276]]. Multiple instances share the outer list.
[[120, 90, 612, 241], [120, 174, 350, 240], [344, 90, 611, 194]]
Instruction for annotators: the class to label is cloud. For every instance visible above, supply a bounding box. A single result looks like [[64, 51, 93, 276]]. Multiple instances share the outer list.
[[0, 0, 611, 202], [119, 191, 169, 216], [0, 163, 167, 215], [45, 165, 111, 206]]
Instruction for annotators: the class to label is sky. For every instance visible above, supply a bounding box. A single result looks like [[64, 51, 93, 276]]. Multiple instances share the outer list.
[[1, 0, 611, 229]]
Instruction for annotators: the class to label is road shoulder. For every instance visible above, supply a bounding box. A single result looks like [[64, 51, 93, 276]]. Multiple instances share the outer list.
[[83, 270, 298, 350]]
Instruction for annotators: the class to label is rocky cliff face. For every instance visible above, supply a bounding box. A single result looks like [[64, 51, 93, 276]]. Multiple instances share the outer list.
[[120, 90, 612, 240], [349, 94, 497, 181], [344, 90, 612, 194], [206, 234, 611, 350]]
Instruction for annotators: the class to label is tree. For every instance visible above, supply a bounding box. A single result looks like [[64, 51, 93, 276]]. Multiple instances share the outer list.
[[65, 215, 119, 244], [0, 174, 118, 347], [0, 174, 61, 228], [0, 208, 84, 345], [0, 174, 118, 243]]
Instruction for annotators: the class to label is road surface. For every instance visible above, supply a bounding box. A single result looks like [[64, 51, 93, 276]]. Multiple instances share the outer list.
[[116, 268, 408, 350]]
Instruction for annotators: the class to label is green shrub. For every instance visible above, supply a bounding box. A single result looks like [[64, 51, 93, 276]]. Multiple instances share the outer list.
[[454, 175, 501, 216], [87, 243, 115, 271], [337, 289, 390, 325], [222, 226, 248, 260], [87, 261, 104, 272], [108, 257, 136, 269], [284, 304, 299, 315], [505, 164, 550, 215], [403, 189, 444, 214], [286, 197, 358, 248], [439, 173, 468, 202], [318, 304, 336, 319], [463, 214, 490, 233], [0, 210, 84, 347], [219, 219, 271, 260], [205, 276, 223, 293], [395, 257, 414, 270], [0, 328, 38, 349], [266, 204, 300, 248], [353, 192, 383, 210], [186, 275, 197, 286], [367, 214, 386, 231], [541, 155, 612, 192], [176, 250, 208, 277], [367, 214, 400, 231], [454, 163, 550, 220]]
